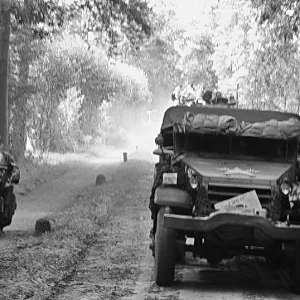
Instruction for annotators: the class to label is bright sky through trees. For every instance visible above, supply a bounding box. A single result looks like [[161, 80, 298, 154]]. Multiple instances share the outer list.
[[160, 0, 219, 33]]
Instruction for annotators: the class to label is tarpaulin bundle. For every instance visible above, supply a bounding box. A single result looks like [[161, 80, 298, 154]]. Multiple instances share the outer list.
[[161, 106, 300, 130], [174, 112, 241, 135], [175, 112, 300, 139], [241, 118, 300, 139]]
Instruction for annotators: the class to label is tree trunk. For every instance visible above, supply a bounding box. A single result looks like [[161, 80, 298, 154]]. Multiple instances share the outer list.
[[10, 0, 30, 159], [11, 37, 30, 158], [297, 89, 300, 115], [0, 0, 10, 150]]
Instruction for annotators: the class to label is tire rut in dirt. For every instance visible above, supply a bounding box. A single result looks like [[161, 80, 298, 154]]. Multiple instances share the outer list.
[[50, 161, 153, 300]]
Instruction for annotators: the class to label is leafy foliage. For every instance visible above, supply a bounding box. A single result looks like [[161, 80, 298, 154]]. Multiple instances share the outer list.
[[68, 0, 153, 56], [6, 0, 300, 158], [252, 0, 300, 41], [130, 36, 181, 105], [179, 34, 217, 89], [6, 0, 154, 156], [25, 33, 151, 152], [209, 0, 300, 111], [10, 0, 152, 43]]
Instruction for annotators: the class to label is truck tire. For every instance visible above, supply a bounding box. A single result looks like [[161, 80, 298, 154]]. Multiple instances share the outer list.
[[206, 245, 223, 266], [154, 207, 175, 286], [291, 239, 300, 294]]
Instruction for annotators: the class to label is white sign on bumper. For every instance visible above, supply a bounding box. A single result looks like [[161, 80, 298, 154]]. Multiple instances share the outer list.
[[214, 190, 262, 210]]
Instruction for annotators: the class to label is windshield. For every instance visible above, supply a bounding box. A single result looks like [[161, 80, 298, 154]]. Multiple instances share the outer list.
[[184, 134, 298, 162]]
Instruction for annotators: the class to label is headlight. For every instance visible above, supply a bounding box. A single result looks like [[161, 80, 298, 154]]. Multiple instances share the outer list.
[[185, 166, 199, 189], [189, 176, 199, 189], [186, 167, 196, 178], [280, 182, 291, 195], [0, 168, 6, 180]]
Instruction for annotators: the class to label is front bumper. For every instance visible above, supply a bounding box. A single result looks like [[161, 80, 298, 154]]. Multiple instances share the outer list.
[[164, 212, 300, 240]]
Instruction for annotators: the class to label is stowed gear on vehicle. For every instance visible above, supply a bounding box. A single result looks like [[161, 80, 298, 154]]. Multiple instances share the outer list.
[[0, 150, 20, 231], [171, 84, 237, 107], [150, 105, 300, 293]]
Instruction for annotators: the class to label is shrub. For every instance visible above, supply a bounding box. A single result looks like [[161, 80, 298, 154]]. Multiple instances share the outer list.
[[25, 33, 152, 154]]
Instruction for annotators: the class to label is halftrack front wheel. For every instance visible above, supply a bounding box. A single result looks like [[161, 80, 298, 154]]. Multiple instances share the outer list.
[[154, 207, 175, 286]]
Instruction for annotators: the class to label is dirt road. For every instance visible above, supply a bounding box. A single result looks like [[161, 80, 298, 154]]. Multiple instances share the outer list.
[[129, 253, 299, 300], [1, 152, 299, 300], [10, 156, 121, 232]]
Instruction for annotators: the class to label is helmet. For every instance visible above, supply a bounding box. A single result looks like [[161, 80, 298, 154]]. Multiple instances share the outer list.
[[216, 91, 222, 98]]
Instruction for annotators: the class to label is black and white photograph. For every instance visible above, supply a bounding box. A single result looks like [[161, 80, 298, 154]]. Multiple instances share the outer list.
[[1, 0, 300, 299]]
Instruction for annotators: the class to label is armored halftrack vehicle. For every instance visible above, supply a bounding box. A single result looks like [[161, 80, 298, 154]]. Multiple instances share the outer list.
[[150, 105, 300, 293]]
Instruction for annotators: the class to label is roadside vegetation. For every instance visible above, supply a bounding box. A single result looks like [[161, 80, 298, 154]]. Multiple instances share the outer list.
[[0, 159, 152, 300]]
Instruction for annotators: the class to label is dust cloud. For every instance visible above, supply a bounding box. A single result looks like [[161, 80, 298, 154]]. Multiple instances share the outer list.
[[105, 93, 173, 162]]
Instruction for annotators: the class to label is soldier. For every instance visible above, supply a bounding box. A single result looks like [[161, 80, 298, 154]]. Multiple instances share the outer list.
[[195, 85, 206, 105], [181, 83, 196, 106], [171, 85, 182, 105], [202, 90, 213, 104], [0, 145, 20, 231]]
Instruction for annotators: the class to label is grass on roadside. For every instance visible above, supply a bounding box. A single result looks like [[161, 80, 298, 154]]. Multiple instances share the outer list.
[[0, 159, 152, 300], [16, 156, 71, 196], [0, 187, 112, 300]]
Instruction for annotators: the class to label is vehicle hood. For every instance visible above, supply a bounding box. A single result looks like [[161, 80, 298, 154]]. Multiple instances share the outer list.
[[182, 156, 294, 186]]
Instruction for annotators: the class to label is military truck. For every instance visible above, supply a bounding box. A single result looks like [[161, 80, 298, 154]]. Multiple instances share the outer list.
[[150, 105, 300, 293]]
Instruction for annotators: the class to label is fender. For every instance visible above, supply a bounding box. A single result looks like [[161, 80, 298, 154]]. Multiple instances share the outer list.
[[154, 186, 193, 209]]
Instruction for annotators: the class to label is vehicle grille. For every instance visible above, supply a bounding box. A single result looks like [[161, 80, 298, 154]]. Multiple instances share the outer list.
[[207, 184, 272, 209]]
